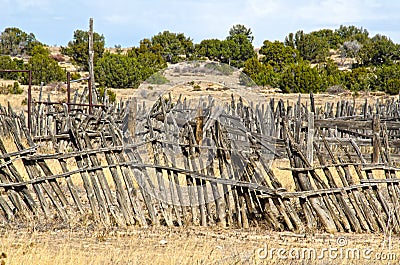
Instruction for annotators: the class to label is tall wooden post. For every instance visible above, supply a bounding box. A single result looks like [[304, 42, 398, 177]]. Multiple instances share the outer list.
[[27, 70, 32, 132], [128, 97, 137, 141], [372, 114, 380, 163], [67, 71, 71, 112], [307, 112, 314, 164], [88, 18, 96, 109]]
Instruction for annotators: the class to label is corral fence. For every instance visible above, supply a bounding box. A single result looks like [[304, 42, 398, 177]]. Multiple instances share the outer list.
[[0, 87, 399, 234]]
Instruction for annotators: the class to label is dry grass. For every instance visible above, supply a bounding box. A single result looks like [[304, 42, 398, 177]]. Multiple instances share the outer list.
[[0, 226, 399, 265]]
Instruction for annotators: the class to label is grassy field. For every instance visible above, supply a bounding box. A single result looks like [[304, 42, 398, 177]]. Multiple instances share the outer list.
[[1, 225, 399, 265]]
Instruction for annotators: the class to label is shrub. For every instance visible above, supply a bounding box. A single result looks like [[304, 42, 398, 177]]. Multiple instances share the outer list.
[[204, 62, 234, 75], [70, 72, 81, 81], [193, 84, 201, 91], [98, 87, 116, 103], [146, 72, 169, 85], [239, 72, 256, 87], [10, 81, 23, 94], [21, 98, 27, 105], [0, 82, 23, 94], [385, 78, 400, 95]]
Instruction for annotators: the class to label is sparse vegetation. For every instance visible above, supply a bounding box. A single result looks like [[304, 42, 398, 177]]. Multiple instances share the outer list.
[[70, 72, 82, 81], [98, 86, 116, 103], [239, 72, 256, 87], [146, 72, 169, 85], [204, 62, 234, 75], [0, 225, 398, 265], [193, 84, 201, 91], [0, 81, 23, 94], [10, 81, 23, 94]]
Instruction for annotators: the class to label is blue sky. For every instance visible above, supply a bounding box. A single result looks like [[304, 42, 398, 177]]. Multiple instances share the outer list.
[[1, 0, 400, 48]]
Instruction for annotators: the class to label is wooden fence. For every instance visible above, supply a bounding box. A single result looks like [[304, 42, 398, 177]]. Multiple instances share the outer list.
[[0, 92, 400, 234]]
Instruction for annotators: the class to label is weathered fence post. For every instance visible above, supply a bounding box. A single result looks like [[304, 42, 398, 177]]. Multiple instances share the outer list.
[[306, 112, 314, 165], [128, 97, 137, 141]]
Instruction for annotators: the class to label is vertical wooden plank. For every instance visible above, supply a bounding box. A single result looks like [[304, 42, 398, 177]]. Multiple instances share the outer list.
[[214, 122, 234, 226], [205, 141, 226, 227], [49, 131, 84, 214], [0, 137, 37, 214], [186, 122, 208, 226], [0, 195, 14, 220], [372, 114, 380, 164], [20, 114, 72, 215], [88, 18, 97, 105], [380, 122, 400, 232], [128, 98, 137, 141], [259, 157, 304, 232], [146, 116, 174, 227], [283, 118, 337, 233], [0, 169, 25, 216], [7, 117, 58, 219], [289, 132, 345, 232], [349, 139, 389, 231], [306, 112, 314, 165], [182, 145, 199, 225], [313, 141, 362, 232], [83, 134, 125, 226], [160, 99, 184, 226], [68, 127, 101, 222], [108, 127, 150, 226], [100, 133, 135, 226]]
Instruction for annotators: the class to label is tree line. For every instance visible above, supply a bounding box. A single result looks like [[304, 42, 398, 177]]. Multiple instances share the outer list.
[[1, 25, 400, 94]]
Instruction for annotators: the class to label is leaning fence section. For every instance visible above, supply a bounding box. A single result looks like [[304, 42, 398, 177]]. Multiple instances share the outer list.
[[0, 93, 399, 234]]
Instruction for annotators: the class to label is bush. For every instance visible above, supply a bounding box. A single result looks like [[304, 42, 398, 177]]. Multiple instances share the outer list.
[[98, 87, 116, 103], [204, 62, 234, 75], [146, 72, 169, 85], [95, 53, 141, 88], [70, 72, 82, 81], [0, 84, 8, 94], [385, 78, 400, 95], [10, 81, 23, 94], [0, 82, 23, 94], [326, 85, 347, 95], [0, 56, 19, 80], [193, 84, 201, 91], [23, 53, 66, 85], [239, 72, 256, 87]]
